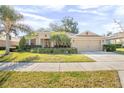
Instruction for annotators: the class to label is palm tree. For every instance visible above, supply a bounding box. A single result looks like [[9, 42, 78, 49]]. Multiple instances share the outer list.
[[51, 34, 60, 47], [0, 5, 31, 55], [51, 32, 71, 48]]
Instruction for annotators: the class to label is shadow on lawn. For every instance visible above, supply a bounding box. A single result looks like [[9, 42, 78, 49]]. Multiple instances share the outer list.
[[0, 53, 40, 62], [20, 55, 40, 62], [0, 54, 17, 62], [0, 71, 12, 86]]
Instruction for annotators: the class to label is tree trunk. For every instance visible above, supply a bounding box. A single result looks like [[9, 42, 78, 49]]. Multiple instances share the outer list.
[[5, 33, 10, 55]]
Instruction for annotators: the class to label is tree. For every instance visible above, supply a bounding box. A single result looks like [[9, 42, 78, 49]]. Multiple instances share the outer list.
[[25, 32, 38, 40], [106, 31, 112, 36], [61, 16, 79, 34], [37, 27, 50, 32], [0, 5, 31, 55], [51, 32, 71, 48], [113, 19, 124, 32], [19, 36, 26, 50], [49, 23, 64, 32], [59, 34, 71, 47]]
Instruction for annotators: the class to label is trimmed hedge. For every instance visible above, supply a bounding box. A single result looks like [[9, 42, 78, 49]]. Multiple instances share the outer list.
[[16, 45, 42, 52], [103, 44, 122, 52], [30, 48, 77, 54], [25, 45, 42, 49], [0, 47, 5, 50]]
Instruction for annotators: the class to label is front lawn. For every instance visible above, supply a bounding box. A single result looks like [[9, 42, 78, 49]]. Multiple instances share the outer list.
[[116, 48, 124, 54], [0, 50, 5, 55], [0, 71, 121, 88], [0, 51, 95, 62]]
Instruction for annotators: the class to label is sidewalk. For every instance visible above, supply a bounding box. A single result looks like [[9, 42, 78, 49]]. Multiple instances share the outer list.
[[0, 62, 124, 71]]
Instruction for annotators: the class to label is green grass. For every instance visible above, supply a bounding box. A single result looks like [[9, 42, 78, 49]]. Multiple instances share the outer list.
[[0, 50, 95, 62], [0, 50, 5, 55], [0, 71, 121, 88], [116, 48, 124, 54]]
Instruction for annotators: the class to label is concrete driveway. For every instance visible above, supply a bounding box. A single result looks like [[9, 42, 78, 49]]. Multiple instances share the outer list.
[[82, 51, 124, 62]]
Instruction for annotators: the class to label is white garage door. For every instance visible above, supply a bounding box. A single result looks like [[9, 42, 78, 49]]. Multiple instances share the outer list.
[[77, 40, 102, 52]]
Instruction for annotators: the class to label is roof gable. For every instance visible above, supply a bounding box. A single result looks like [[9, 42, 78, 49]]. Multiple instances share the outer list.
[[76, 31, 101, 37]]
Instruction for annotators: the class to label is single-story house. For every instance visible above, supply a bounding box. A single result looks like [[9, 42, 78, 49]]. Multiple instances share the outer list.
[[27, 31, 105, 52], [0, 37, 20, 48], [106, 31, 124, 46]]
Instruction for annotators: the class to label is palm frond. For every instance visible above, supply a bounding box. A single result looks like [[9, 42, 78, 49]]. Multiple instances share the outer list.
[[0, 5, 23, 21]]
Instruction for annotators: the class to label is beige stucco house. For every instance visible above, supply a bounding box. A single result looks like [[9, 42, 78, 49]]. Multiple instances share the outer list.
[[71, 31, 105, 52], [27, 31, 105, 52], [27, 31, 52, 47], [26, 32, 75, 48], [0, 36, 19, 47], [106, 32, 124, 46]]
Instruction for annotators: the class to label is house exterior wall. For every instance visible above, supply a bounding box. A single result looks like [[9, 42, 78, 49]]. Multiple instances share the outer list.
[[0, 40, 19, 47], [71, 36, 104, 52]]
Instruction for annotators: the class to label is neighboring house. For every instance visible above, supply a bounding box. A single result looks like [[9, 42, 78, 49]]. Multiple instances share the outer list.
[[106, 32, 124, 46], [27, 31, 105, 52], [0, 36, 20, 47]]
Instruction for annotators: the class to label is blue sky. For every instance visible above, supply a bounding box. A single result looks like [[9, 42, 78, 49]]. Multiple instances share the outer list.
[[14, 5, 124, 35]]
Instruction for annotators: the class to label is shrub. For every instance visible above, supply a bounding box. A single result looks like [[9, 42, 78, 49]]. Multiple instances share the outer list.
[[115, 44, 122, 48], [10, 47, 17, 52], [25, 45, 42, 50], [103, 44, 122, 52], [0, 47, 5, 50], [19, 36, 26, 50], [30, 48, 77, 54]]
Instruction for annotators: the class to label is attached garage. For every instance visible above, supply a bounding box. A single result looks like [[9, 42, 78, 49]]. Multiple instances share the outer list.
[[71, 31, 104, 52]]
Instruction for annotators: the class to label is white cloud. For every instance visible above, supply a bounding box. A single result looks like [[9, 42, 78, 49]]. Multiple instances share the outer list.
[[18, 12, 54, 30], [84, 10, 105, 16], [68, 5, 107, 16], [103, 22, 122, 33], [14, 7, 39, 13], [68, 9, 105, 16], [20, 12, 53, 22], [42, 5, 65, 11], [114, 6, 124, 16], [79, 22, 88, 26], [21, 19, 50, 30], [68, 9, 83, 13], [79, 5, 101, 10]]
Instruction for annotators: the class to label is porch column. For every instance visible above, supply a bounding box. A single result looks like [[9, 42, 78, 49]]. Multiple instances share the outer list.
[[51, 41, 54, 47], [42, 39, 44, 48], [36, 38, 40, 45], [28, 39, 31, 45]]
